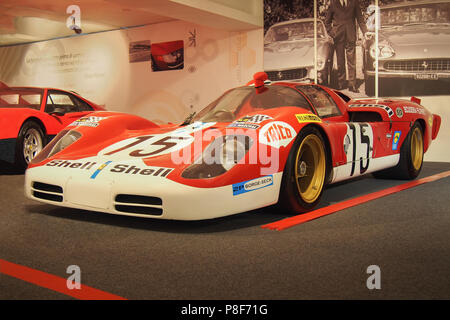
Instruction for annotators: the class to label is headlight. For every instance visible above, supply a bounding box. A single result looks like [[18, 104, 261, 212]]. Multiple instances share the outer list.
[[370, 42, 395, 59], [49, 130, 82, 157], [31, 130, 82, 164], [181, 135, 253, 179]]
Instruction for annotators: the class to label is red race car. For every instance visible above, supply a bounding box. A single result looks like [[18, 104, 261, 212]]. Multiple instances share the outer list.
[[0, 82, 105, 169], [24, 72, 441, 220]]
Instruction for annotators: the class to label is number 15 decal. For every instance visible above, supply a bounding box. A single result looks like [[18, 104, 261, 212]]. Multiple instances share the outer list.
[[98, 133, 194, 159], [345, 123, 373, 176]]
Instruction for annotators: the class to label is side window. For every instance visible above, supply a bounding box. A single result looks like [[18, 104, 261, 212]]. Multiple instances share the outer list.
[[70, 94, 94, 112], [297, 85, 342, 118], [45, 91, 78, 113], [249, 86, 313, 112]]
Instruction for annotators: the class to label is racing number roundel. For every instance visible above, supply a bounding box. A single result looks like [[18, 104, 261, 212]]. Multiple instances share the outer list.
[[97, 122, 216, 160], [344, 123, 374, 176], [98, 133, 194, 159]]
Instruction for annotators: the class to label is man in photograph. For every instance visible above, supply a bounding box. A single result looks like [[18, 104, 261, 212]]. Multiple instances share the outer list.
[[325, 0, 367, 92]]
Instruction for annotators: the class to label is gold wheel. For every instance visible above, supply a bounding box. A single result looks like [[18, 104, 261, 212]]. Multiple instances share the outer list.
[[294, 134, 326, 204], [410, 126, 423, 171]]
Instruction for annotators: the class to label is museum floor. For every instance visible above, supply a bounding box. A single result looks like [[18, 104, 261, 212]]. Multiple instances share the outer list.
[[1, 162, 449, 299]]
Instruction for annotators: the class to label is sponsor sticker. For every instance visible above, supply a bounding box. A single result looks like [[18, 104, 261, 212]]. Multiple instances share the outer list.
[[392, 131, 401, 151], [232, 175, 273, 196], [403, 106, 426, 115], [228, 115, 272, 130], [46, 160, 98, 170], [259, 121, 296, 148], [109, 164, 173, 177], [70, 116, 108, 127], [90, 161, 112, 179], [295, 114, 322, 123], [395, 107, 404, 118], [228, 122, 260, 130], [45, 159, 173, 178]]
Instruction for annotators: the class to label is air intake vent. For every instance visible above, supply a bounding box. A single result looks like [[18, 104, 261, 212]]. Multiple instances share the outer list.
[[32, 182, 63, 202], [266, 68, 307, 81], [114, 194, 163, 216]]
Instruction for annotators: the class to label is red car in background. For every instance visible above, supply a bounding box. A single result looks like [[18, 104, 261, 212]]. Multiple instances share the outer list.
[[151, 40, 184, 71], [0, 82, 105, 169]]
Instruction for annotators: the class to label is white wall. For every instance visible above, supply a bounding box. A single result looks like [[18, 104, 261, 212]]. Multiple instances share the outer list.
[[0, 20, 263, 124], [421, 96, 450, 163]]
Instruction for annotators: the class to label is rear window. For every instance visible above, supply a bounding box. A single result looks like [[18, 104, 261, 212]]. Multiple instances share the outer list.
[[0, 89, 43, 110], [296, 85, 341, 118]]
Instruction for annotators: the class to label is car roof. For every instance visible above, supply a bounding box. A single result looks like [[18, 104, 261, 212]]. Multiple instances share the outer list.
[[1, 87, 44, 92]]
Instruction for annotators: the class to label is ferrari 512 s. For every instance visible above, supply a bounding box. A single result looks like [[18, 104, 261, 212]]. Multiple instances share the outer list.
[[24, 72, 441, 220]]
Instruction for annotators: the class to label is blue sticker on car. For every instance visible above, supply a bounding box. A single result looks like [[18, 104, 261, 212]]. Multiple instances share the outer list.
[[90, 161, 112, 179], [232, 175, 273, 196], [392, 131, 401, 151]]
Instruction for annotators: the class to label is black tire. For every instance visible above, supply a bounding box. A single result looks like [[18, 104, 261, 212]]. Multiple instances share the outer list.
[[279, 126, 327, 214], [373, 122, 424, 180], [15, 121, 46, 170]]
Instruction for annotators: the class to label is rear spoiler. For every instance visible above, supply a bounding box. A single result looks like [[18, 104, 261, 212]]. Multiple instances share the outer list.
[[431, 114, 441, 140], [411, 96, 421, 104]]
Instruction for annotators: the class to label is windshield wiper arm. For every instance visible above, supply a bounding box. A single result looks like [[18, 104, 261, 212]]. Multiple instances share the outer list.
[[181, 111, 196, 126]]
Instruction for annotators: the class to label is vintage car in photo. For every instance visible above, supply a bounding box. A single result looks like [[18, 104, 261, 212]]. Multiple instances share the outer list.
[[264, 18, 334, 85], [151, 40, 184, 71], [363, 0, 450, 96], [24, 72, 440, 220], [0, 83, 105, 169]]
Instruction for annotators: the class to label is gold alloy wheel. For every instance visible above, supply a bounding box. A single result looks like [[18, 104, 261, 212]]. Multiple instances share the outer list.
[[410, 126, 423, 171], [294, 134, 326, 204]]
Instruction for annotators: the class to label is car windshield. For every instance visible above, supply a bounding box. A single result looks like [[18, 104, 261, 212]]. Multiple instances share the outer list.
[[265, 21, 325, 44], [0, 88, 43, 110], [192, 85, 313, 123], [381, 3, 450, 26]]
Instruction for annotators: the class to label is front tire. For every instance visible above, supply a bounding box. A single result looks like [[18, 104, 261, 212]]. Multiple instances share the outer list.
[[279, 126, 327, 213], [15, 121, 45, 170]]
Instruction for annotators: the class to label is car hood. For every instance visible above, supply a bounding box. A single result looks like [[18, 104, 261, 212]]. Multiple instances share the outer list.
[[29, 107, 308, 187], [264, 39, 323, 70], [380, 24, 450, 59]]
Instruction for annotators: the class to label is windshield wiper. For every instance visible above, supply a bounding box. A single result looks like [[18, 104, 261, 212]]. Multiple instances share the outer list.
[[181, 111, 196, 126]]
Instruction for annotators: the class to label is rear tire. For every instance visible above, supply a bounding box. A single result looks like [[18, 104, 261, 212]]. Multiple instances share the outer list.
[[15, 121, 45, 170], [373, 122, 423, 180], [279, 126, 327, 214]]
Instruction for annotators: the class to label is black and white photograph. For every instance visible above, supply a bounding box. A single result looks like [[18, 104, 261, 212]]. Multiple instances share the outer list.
[[264, 0, 450, 97], [129, 40, 151, 63], [364, 0, 450, 96]]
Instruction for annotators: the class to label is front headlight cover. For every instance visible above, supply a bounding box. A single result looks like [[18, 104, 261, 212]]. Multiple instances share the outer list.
[[182, 134, 253, 179], [370, 42, 395, 59], [31, 130, 82, 164]]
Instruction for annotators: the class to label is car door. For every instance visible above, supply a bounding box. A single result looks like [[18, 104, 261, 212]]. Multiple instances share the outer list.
[[45, 90, 93, 128], [296, 85, 391, 180]]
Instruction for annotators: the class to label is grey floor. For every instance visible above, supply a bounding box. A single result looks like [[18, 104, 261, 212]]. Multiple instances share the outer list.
[[0, 162, 449, 300]]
